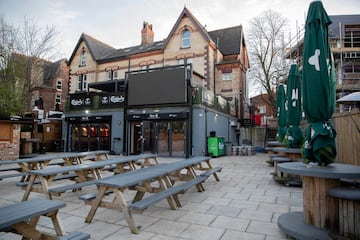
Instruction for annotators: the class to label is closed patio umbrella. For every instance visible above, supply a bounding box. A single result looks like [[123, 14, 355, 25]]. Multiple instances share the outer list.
[[276, 84, 287, 142], [285, 64, 304, 148], [302, 0, 336, 165]]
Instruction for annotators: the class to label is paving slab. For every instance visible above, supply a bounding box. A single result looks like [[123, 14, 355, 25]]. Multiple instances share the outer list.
[[0, 153, 300, 239]]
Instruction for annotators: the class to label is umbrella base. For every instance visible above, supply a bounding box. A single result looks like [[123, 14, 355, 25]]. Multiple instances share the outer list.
[[278, 211, 331, 240]]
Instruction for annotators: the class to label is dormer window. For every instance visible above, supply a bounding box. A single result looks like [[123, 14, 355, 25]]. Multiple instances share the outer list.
[[181, 30, 191, 48], [80, 47, 86, 67]]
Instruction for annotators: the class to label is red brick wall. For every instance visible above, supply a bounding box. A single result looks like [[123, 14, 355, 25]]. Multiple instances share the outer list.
[[0, 124, 20, 160]]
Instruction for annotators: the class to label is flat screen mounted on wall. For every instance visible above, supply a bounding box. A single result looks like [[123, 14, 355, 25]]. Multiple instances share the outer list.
[[128, 67, 187, 106]]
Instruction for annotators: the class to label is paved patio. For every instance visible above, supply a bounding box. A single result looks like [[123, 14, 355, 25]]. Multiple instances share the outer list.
[[0, 153, 302, 240]]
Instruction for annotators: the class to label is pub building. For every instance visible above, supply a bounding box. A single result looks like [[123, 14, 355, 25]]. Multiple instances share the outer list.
[[63, 7, 249, 157]]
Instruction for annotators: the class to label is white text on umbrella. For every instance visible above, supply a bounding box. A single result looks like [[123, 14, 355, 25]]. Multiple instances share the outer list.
[[308, 49, 320, 71]]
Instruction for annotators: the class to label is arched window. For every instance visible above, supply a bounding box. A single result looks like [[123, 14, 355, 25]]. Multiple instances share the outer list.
[[181, 30, 191, 48]]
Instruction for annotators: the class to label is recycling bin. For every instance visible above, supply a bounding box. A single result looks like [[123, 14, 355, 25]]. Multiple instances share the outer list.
[[207, 137, 225, 157]]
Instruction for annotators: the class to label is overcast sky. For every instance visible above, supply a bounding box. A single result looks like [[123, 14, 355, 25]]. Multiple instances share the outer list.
[[1, 0, 360, 60]]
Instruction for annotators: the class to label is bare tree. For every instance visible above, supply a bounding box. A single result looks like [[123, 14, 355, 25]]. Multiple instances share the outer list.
[[0, 17, 59, 116], [247, 10, 289, 116]]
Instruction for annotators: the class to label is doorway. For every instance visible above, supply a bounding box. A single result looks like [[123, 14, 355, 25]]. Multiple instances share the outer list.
[[70, 123, 110, 152], [130, 120, 186, 157]]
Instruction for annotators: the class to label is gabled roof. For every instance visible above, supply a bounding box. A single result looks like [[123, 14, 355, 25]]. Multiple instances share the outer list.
[[68, 33, 115, 64], [209, 25, 242, 55], [163, 7, 213, 49], [43, 59, 64, 81], [68, 7, 243, 64]]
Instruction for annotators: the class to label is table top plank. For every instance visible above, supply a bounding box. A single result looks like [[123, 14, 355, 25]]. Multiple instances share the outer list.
[[0, 198, 65, 230], [279, 162, 360, 179], [27, 154, 158, 177]]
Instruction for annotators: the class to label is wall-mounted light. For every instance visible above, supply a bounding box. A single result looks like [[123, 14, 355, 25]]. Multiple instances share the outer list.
[[85, 110, 89, 114]]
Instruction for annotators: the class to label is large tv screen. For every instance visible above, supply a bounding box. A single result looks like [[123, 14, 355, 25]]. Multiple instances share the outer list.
[[128, 67, 187, 106]]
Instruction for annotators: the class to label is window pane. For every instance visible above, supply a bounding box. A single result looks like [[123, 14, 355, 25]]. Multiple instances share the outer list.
[[56, 80, 62, 90], [181, 30, 190, 48], [222, 72, 232, 81]]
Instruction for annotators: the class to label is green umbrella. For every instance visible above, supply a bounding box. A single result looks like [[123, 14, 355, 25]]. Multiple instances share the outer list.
[[302, 1, 337, 166], [285, 64, 304, 148], [276, 84, 287, 142]]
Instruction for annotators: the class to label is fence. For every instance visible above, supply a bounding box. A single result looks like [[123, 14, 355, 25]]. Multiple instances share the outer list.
[[332, 109, 360, 165]]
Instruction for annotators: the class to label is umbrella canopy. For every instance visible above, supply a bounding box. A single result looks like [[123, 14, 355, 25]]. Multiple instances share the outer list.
[[337, 92, 360, 104], [285, 64, 304, 148], [302, 1, 337, 166], [276, 84, 287, 142]]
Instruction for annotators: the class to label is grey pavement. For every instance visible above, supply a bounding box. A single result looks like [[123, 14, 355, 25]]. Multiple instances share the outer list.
[[0, 153, 302, 240]]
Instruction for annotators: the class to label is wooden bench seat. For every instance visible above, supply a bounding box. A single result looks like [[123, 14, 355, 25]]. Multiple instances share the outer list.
[[48, 180, 98, 194], [0, 171, 27, 180], [79, 190, 113, 202], [58, 231, 90, 240], [199, 166, 223, 177], [129, 175, 208, 212], [129, 167, 223, 212], [16, 173, 78, 187]]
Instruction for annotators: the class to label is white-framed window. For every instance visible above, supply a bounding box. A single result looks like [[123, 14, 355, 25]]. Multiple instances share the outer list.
[[77, 74, 87, 91], [181, 30, 191, 48], [55, 94, 61, 104], [222, 72, 232, 81], [106, 70, 118, 80], [79, 48, 86, 66], [56, 79, 62, 90]]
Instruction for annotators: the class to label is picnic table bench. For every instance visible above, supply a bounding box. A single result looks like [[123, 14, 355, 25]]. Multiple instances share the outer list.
[[21, 154, 158, 200], [81, 156, 222, 234], [0, 198, 89, 239]]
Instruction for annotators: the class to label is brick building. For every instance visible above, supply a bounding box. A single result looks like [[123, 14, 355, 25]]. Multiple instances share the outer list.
[[65, 7, 249, 156]]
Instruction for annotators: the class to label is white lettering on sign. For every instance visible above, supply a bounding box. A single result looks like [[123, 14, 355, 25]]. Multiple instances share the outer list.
[[71, 99, 83, 106], [110, 95, 125, 103], [102, 96, 109, 104]]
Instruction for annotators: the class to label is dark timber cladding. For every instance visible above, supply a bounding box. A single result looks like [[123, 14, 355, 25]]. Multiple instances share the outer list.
[[127, 67, 187, 106]]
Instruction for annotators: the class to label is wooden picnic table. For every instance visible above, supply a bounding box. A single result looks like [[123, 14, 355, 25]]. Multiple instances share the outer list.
[[21, 154, 158, 200], [0, 151, 110, 181], [277, 162, 360, 240], [0, 198, 66, 239], [60, 150, 109, 165], [82, 156, 221, 234]]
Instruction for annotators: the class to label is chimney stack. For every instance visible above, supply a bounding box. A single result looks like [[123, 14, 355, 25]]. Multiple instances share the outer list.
[[141, 21, 154, 46]]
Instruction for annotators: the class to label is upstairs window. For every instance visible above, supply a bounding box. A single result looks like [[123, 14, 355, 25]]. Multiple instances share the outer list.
[[80, 47, 86, 66], [55, 94, 61, 105], [107, 70, 118, 80], [77, 74, 87, 91], [222, 72, 232, 81], [56, 79, 62, 90], [181, 30, 191, 48]]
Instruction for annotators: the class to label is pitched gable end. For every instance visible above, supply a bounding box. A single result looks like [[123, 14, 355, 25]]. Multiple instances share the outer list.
[[68, 33, 116, 65], [163, 7, 213, 48]]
